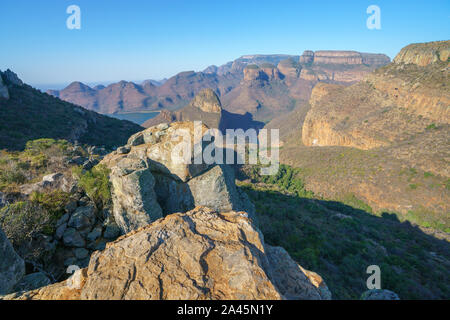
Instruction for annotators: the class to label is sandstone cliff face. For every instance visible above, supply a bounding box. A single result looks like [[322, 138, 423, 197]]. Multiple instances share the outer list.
[[102, 122, 256, 234], [297, 41, 450, 219], [313, 51, 363, 65], [393, 40, 450, 67], [10, 207, 330, 300], [303, 41, 450, 150]]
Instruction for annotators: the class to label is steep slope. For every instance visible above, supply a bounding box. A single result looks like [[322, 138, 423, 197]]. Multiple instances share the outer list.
[[274, 41, 449, 230], [0, 70, 143, 150]]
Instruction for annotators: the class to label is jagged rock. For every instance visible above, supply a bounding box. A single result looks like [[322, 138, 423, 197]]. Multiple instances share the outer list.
[[62, 228, 86, 248], [116, 146, 131, 155], [86, 226, 102, 242], [2, 69, 23, 86], [102, 219, 121, 240], [187, 165, 256, 221], [55, 223, 67, 240], [73, 248, 89, 260], [0, 227, 25, 295], [13, 272, 51, 293], [299, 50, 314, 64], [189, 89, 222, 113], [68, 205, 96, 231], [361, 289, 400, 300], [102, 122, 257, 233], [10, 207, 330, 300], [109, 157, 163, 234], [0, 74, 9, 99]]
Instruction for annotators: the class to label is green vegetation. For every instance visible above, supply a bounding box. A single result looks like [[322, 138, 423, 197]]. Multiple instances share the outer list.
[[0, 190, 70, 261], [72, 164, 111, 207], [0, 82, 141, 151], [238, 164, 450, 299], [0, 138, 74, 192]]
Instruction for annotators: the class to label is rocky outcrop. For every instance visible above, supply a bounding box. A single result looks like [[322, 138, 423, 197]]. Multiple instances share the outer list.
[[0, 227, 25, 295], [299, 51, 314, 64], [102, 122, 256, 233], [1, 69, 23, 86], [0, 73, 9, 99], [393, 40, 449, 67], [188, 88, 222, 113], [243, 65, 269, 82], [143, 89, 223, 129], [313, 51, 364, 65], [277, 59, 301, 79], [361, 289, 400, 300], [10, 207, 330, 300], [299, 51, 390, 67], [303, 41, 450, 150]]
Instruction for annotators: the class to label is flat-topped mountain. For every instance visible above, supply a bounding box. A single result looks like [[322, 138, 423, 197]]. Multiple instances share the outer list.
[[47, 50, 390, 123], [268, 40, 449, 230], [0, 70, 143, 150]]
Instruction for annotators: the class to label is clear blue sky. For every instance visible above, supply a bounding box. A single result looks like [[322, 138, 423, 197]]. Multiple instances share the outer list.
[[0, 0, 448, 87]]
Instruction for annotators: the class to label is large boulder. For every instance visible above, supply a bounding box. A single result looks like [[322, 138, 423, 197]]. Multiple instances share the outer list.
[[0, 227, 25, 295], [361, 289, 400, 300], [109, 157, 163, 234], [10, 207, 330, 300], [102, 122, 256, 233]]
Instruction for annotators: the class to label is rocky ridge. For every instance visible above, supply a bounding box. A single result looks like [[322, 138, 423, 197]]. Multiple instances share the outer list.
[[47, 50, 390, 123], [6, 207, 331, 300], [102, 121, 256, 233]]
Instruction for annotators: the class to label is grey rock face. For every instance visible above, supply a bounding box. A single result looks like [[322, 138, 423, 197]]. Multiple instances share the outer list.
[[110, 158, 163, 234], [102, 123, 258, 233], [68, 205, 96, 231], [0, 227, 25, 295], [62, 228, 86, 248], [188, 165, 256, 221], [12, 272, 51, 293]]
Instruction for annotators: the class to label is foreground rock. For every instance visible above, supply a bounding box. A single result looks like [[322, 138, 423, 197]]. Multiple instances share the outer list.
[[361, 289, 400, 300], [0, 227, 25, 295], [9, 207, 330, 300], [102, 121, 256, 233]]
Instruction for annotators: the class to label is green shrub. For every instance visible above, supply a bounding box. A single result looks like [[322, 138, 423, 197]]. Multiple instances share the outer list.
[[73, 164, 111, 207]]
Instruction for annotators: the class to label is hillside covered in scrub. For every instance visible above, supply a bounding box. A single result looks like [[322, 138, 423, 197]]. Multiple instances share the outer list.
[[0, 70, 142, 151]]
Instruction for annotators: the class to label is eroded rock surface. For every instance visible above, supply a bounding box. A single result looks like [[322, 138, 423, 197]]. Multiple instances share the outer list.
[[10, 207, 330, 300], [102, 122, 256, 233]]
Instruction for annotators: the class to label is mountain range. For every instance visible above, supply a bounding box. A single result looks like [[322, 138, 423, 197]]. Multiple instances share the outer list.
[[0, 70, 142, 151], [47, 51, 390, 122]]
